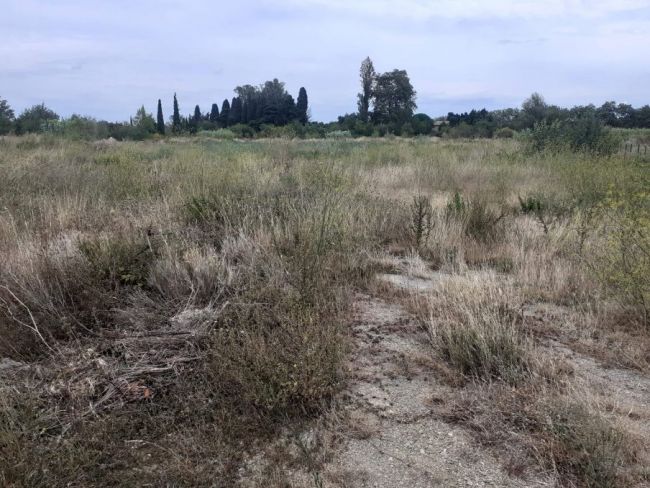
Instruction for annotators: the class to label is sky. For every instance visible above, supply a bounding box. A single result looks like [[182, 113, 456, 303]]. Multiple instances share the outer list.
[[2, 0, 650, 122]]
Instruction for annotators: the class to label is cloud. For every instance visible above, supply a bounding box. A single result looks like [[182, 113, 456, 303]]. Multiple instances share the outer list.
[[271, 0, 649, 20], [1, 0, 649, 121]]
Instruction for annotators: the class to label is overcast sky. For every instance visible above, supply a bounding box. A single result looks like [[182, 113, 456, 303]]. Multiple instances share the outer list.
[[2, 0, 649, 122]]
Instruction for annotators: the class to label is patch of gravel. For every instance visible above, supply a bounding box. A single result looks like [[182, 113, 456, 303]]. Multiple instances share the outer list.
[[316, 292, 545, 487]]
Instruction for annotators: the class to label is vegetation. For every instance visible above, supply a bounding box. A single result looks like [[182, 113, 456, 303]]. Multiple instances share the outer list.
[[0, 135, 647, 486]]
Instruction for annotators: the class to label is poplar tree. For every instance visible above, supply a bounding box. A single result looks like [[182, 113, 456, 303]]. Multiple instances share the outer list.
[[357, 57, 376, 123]]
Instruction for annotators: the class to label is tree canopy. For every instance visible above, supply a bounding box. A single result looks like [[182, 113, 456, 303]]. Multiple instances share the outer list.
[[15, 103, 59, 135]]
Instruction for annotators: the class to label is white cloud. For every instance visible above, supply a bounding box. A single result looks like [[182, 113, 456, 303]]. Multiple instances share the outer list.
[[273, 0, 649, 20]]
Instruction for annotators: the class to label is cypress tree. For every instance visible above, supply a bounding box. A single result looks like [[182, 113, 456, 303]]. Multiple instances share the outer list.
[[156, 99, 165, 135], [194, 105, 202, 123], [209, 103, 219, 123], [229, 97, 242, 125], [220, 99, 231, 127], [172, 93, 181, 133], [297, 87, 308, 124]]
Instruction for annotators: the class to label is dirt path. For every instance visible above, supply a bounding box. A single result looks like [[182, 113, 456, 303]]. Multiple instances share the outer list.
[[318, 292, 545, 487], [240, 257, 648, 487]]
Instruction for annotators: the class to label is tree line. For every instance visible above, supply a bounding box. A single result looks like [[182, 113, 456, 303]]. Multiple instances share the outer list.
[[2, 59, 650, 140], [0, 79, 309, 139]]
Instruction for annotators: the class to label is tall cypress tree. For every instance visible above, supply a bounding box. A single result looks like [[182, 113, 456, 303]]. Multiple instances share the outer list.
[[194, 105, 202, 123], [297, 87, 308, 124], [209, 103, 219, 124], [156, 99, 165, 135], [172, 93, 181, 133], [229, 97, 242, 126], [220, 99, 231, 128]]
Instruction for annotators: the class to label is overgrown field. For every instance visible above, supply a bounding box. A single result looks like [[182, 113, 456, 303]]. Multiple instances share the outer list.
[[0, 135, 648, 486]]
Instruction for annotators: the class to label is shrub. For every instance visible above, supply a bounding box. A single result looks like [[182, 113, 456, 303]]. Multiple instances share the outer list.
[[587, 179, 650, 327], [543, 401, 629, 488], [409, 195, 433, 248], [446, 192, 505, 242], [495, 127, 515, 139], [526, 116, 620, 156], [325, 130, 352, 139], [79, 234, 156, 290], [427, 276, 532, 385]]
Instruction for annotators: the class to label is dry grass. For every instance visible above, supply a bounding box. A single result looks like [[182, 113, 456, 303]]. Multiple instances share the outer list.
[[0, 135, 647, 486]]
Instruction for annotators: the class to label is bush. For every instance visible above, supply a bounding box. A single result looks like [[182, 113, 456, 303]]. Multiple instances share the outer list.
[[446, 192, 506, 242], [588, 178, 650, 327], [427, 276, 532, 385], [196, 128, 239, 139], [326, 130, 352, 139], [543, 401, 629, 488], [526, 116, 620, 156], [495, 127, 515, 139]]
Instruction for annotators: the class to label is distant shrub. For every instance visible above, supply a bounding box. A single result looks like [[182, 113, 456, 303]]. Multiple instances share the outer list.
[[527, 116, 620, 156], [326, 130, 352, 139], [212, 128, 236, 140], [495, 127, 515, 139], [229, 123, 256, 138]]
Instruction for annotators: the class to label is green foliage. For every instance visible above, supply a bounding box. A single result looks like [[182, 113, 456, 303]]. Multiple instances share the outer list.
[[409, 195, 433, 248], [172, 93, 181, 133], [495, 127, 514, 138], [588, 175, 650, 327], [411, 113, 434, 135], [371, 69, 417, 125], [209, 103, 219, 124], [41, 115, 109, 140], [544, 402, 628, 488], [297, 87, 309, 124], [15, 103, 59, 135], [326, 130, 351, 139], [219, 99, 231, 127], [526, 116, 620, 156], [156, 99, 165, 135], [79, 235, 156, 289], [446, 192, 505, 242], [357, 57, 375, 123], [0, 97, 14, 135]]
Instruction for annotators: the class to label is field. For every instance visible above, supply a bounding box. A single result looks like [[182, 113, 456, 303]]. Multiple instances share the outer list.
[[1, 135, 648, 487]]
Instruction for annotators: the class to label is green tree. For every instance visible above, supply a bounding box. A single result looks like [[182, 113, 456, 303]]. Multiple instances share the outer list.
[[371, 69, 417, 126], [209, 103, 219, 124], [297, 87, 309, 124], [15, 103, 59, 134], [133, 105, 156, 133], [172, 93, 181, 133], [522, 93, 548, 128], [0, 97, 15, 135], [220, 99, 231, 127], [357, 57, 376, 123], [156, 99, 165, 135], [229, 97, 242, 125], [193, 105, 202, 123]]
